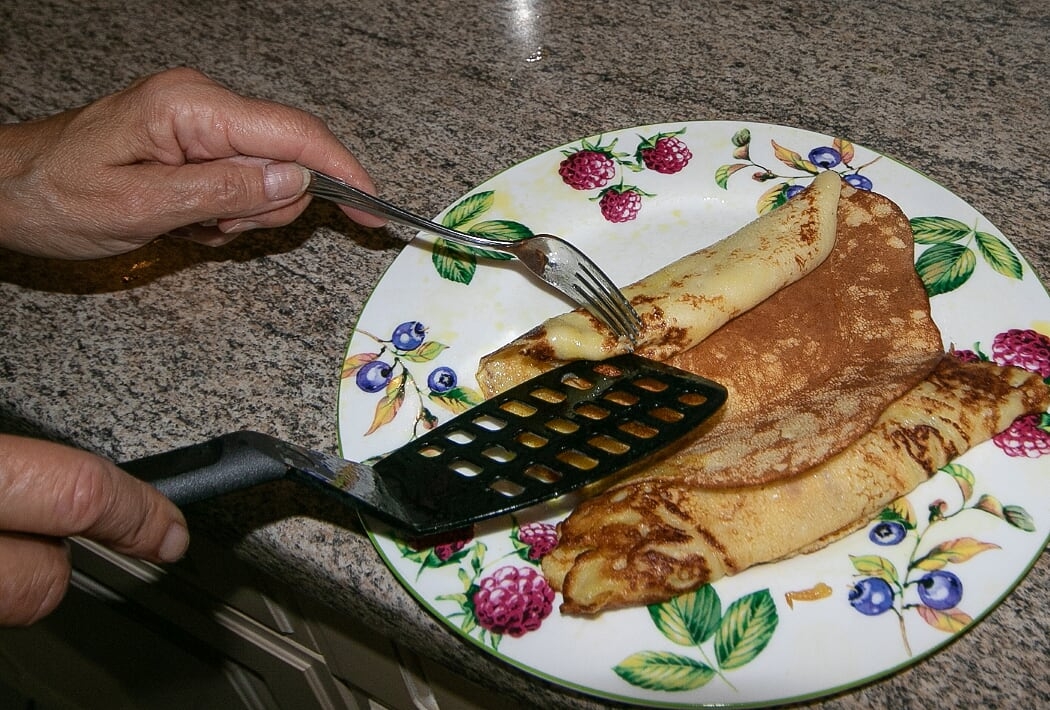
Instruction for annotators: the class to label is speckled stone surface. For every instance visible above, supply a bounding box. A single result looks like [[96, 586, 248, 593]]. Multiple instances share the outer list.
[[2, 1, 1048, 707]]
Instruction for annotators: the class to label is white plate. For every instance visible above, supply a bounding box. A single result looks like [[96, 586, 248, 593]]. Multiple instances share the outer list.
[[336, 121, 1050, 707]]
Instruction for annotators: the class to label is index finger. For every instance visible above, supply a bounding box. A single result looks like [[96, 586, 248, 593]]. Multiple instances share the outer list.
[[144, 69, 387, 227], [0, 435, 189, 564]]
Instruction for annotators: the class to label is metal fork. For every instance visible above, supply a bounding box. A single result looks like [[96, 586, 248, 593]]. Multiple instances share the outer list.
[[306, 169, 641, 343]]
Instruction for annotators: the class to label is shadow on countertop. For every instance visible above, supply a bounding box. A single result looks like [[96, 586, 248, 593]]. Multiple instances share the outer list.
[[0, 201, 402, 295]]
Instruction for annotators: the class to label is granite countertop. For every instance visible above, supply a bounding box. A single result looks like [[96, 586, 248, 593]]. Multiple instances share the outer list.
[[2, 1, 1048, 707]]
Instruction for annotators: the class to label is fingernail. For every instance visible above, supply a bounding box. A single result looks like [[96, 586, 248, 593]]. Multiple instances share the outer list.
[[158, 522, 190, 563], [263, 162, 309, 201]]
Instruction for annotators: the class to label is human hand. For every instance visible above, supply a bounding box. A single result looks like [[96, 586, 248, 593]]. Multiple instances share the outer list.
[[0, 434, 189, 626], [0, 67, 384, 259]]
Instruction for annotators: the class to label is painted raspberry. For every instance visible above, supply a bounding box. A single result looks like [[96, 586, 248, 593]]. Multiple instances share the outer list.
[[639, 135, 692, 174], [598, 186, 644, 223], [517, 522, 558, 560], [559, 150, 617, 190], [949, 347, 981, 363], [990, 329, 1050, 378], [408, 526, 473, 560], [993, 413, 1050, 458], [472, 565, 554, 636]]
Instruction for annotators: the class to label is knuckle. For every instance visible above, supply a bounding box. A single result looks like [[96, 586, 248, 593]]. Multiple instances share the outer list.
[[210, 169, 255, 214], [142, 66, 211, 96], [51, 455, 114, 532]]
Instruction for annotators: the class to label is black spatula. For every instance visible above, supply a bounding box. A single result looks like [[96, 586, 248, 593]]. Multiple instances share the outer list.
[[121, 354, 726, 536]]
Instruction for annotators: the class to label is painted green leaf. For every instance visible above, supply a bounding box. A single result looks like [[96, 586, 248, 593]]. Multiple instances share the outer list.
[[757, 183, 789, 214], [713, 589, 778, 670], [649, 584, 722, 647], [463, 219, 533, 260], [432, 239, 477, 284], [850, 554, 900, 584], [731, 128, 751, 148], [974, 231, 1024, 280], [715, 163, 749, 189], [1003, 504, 1036, 532], [833, 137, 855, 165], [613, 651, 716, 691], [428, 386, 484, 414], [974, 493, 1005, 519], [364, 372, 405, 435], [942, 462, 975, 502], [441, 192, 495, 230], [915, 242, 976, 296], [913, 537, 1000, 571], [917, 605, 972, 633], [399, 340, 448, 362], [771, 140, 819, 174], [468, 218, 531, 243], [878, 498, 917, 529], [910, 216, 972, 244]]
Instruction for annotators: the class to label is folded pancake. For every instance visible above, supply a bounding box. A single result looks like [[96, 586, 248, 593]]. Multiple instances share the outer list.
[[476, 170, 842, 396], [543, 357, 1050, 615], [479, 180, 945, 488], [627, 182, 946, 487]]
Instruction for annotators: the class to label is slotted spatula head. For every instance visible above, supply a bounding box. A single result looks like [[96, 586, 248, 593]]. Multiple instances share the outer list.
[[122, 354, 726, 536]]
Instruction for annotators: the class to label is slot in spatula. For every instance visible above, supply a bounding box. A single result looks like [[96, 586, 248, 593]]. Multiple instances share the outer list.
[[121, 354, 726, 536]]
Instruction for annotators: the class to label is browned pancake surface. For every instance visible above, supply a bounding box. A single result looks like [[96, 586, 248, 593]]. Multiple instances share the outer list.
[[637, 183, 945, 488], [544, 358, 1050, 615]]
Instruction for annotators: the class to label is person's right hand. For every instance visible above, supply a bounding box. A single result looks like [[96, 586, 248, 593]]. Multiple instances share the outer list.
[[0, 66, 384, 259], [0, 434, 190, 626]]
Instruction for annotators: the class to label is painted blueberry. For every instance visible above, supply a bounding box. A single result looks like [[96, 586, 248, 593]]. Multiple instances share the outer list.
[[391, 321, 426, 351], [849, 577, 895, 616], [785, 184, 806, 200], [808, 146, 842, 169], [356, 360, 393, 393], [844, 173, 873, 191], [870, 520, 907, 546], [917, 570, 963, 610], [428, 366, 457, 393]]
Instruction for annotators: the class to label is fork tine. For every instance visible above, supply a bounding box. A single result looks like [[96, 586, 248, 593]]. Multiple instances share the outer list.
[[574, 260, 641, 342]]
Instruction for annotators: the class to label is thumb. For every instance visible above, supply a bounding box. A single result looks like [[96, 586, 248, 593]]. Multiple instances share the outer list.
[[260, 161, 312, 202], [152, 157, 310, 226]]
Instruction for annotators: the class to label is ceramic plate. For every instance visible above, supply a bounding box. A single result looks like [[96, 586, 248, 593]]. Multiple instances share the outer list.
[[336, 121, 1050, 707]]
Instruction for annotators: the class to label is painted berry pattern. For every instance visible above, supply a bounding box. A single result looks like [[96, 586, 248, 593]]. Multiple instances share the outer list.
[[514, 521, 558, 561], [396, 518, 558, 649], [558, 128, 692, 223], [637, 134, 693, 174], [342, 321, 483, 438], [716, 127, 881, 214], [558, 139, 619, 190], [949, 329, 1050, 456], [845, 460, 1035, 656], [716, 127, 1024, 298], [598, 185, 647, 223], [473, 565, 555, 637]]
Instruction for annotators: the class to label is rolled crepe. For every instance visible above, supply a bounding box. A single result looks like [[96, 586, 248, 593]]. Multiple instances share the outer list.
[[476, 170, 842, 395], [543, 358, 1050, 615]]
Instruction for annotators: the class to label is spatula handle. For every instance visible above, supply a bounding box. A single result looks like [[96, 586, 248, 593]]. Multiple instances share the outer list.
[[120, 433, 290, 506]]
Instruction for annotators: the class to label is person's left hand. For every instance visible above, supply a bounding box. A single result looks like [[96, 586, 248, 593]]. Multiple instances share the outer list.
[[0, 67, 384, 259]]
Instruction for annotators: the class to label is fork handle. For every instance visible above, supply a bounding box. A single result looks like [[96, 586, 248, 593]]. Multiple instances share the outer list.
[[306, 169, 515, 254]]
